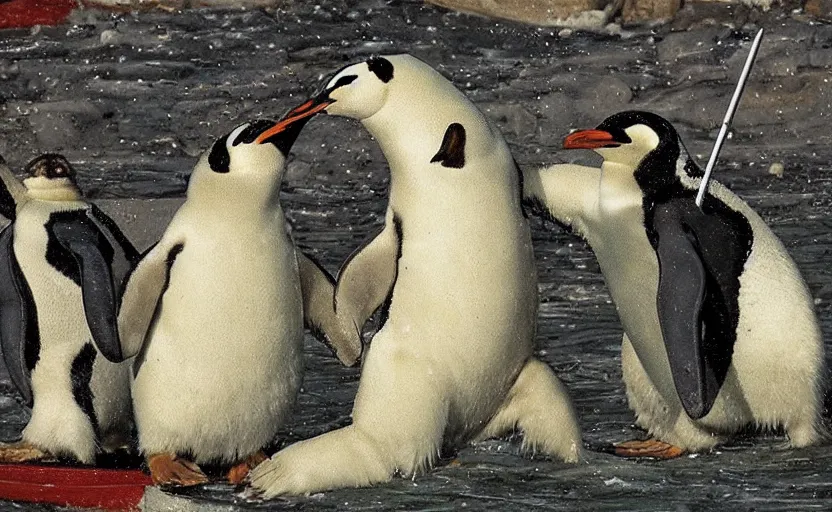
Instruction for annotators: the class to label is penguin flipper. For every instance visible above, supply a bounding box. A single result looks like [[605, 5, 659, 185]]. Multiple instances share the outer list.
[[118, 241, 180, 359], [334, 214, 401, 339], [653, 201, 714, 420], [298, 252, 362, 367], [51, 215, 124, 363], [88, 204, 140, 268], [0, 225, 37, 406], [0, 156, 27, 221], [522, 164, 602, 232]]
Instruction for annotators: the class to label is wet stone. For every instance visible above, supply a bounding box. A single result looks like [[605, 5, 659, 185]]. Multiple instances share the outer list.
[[577, 75, 633, 117], [655, 28, 726, 63], [27, 112, 82, 150], [483, 102, 538, 138]]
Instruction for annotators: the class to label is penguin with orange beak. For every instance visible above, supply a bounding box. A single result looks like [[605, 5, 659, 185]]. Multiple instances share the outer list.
[[523, 110, 825, 457], [251, 54, 582, 497], [118, 117, 362, 486]]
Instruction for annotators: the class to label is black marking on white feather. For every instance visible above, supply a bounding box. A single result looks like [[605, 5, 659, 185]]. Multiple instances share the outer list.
[[208, 132, 231, 174], [377, 215, 403, 331], [513, 158, 528, 218], [367, 57, 394, 83], [132, 243, 184, 378], [430, 123, 466, 169], [71, 342, 99, 435], [331, 75, 357, 90]]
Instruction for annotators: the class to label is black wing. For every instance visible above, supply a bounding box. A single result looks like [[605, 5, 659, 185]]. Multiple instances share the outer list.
[[0, 225, 39, 406], [652, 197, 753, 420], [50, 212, 124, 363], [653, 201, 712, 419]]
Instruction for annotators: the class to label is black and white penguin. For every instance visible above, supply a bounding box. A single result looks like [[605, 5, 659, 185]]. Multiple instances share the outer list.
[[116, 119, 362, 486], [0, 153, 137, 464], [523, 110, 825, 456], [250, 54, 582, 497]]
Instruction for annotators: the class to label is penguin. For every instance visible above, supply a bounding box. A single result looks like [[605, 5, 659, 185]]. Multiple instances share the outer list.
[[0, 153, 137, 464], [116, 118, 362, 486], [250, 54, 582, 497], [523, 110, 825, 457]]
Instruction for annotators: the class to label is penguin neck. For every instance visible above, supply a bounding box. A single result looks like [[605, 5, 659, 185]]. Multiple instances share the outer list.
[[23, 177, 82, 202], [187, 178, 284, 220], [360, 72, 479, 181]]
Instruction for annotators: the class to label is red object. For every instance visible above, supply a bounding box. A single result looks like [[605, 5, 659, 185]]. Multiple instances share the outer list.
[[0, 464, 152, 510], [0, 0, 78, 30]]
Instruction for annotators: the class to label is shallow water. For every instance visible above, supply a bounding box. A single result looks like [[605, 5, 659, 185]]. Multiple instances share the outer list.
[[0, 1, 832, 510]]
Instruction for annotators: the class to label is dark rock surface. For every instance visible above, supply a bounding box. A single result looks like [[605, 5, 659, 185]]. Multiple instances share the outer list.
[[0, 1, 831, 510]]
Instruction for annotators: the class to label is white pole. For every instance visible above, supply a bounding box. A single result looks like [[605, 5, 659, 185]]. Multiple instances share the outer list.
[[695, 28, 765, 208]]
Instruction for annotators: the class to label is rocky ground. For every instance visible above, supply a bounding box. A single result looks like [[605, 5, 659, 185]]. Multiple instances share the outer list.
[[0, 0, 832, 510]]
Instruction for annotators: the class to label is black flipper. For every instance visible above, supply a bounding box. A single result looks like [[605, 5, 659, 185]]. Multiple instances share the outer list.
[[88, 204, 140, 266], [651, 196, 753, 420], [653, 202, 712, 419], [0, 225, 38, 406], [430, 123, 466, 169], [50, 215, 123, 363]]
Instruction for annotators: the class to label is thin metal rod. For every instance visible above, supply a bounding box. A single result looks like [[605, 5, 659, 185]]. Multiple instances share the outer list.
[[695, 28, 764, 208]]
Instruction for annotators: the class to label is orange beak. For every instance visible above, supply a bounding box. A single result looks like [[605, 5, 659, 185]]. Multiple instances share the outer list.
[[255, 98, 333, 144], [563, 129, 622, 150]]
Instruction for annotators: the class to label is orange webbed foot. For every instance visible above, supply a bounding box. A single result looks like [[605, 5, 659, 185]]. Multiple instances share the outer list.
[[227, 451, 268, 485], [148, 453, 209, 486], [613, 439, 685, 459]]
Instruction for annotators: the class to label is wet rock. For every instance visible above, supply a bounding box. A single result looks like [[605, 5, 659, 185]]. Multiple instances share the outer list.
[[0, 60, 20, 81], [483, 102, 538, 138], [577, 75, 633, 118], [656, 28, 725, 63], [284, 159, 313, 185], [28, 111, 82, 150], [426, 0, 603, 26], [622, 0, 680, 23], [732, 39, 809, 78], [808, 48, 832, 68]]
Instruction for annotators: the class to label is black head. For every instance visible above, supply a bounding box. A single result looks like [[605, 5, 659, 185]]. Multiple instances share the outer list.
[[564, 110, 689, 196], [25, 153, 77, 181], [208, 117, 310, 174]]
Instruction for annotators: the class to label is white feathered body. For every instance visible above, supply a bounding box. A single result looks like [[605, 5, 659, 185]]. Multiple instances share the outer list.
[[131, 188, 304, 464]]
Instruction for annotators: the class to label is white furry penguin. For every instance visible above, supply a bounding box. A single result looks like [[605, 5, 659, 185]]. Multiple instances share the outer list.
[[117, 118, 362, 486], [250, 54, 582, 497], [0, 153, 137, 464], [523, 110, 825, 457]]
